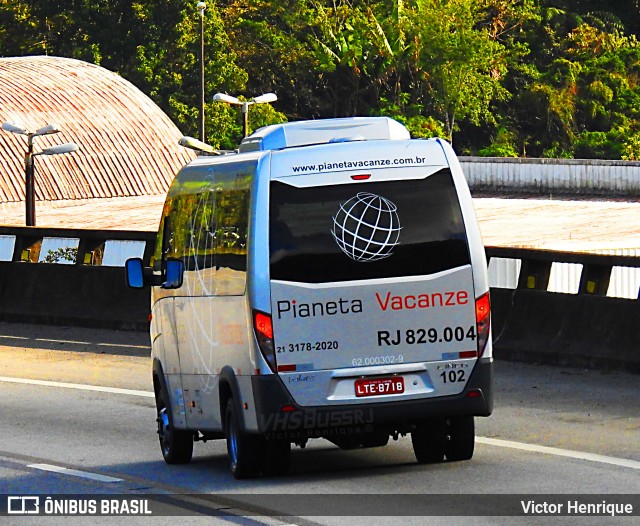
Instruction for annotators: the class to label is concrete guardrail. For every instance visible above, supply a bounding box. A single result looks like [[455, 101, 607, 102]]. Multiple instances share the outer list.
[[488, 247, 640, 373], [460, 156, 640, 195], [0, 227, 638, 372], [0, 226, 155, 330]]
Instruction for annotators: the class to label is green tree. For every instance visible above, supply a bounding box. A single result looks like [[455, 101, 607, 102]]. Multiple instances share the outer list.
[[4, 1, 640, 158], [225, 1, 412, 119], [223, 0, 323, 119], [0, 1, 251, 147], [125, 1, 248, 147], [406, 0, 511, 143], [523, 16, 640, 158]]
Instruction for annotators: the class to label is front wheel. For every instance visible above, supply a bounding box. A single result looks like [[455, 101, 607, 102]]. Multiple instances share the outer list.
[[155, 384, 193, 464], [225, 399, 265, 479]]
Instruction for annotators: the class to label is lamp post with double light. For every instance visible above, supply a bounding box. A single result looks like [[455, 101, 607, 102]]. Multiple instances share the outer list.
[[212, 92, 278, 137], [197, 1, 207, 142], [1, 122, 79, 226]]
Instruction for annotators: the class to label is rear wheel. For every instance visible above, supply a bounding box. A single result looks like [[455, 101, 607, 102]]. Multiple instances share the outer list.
[[445, 416, 475, 461], [225, 398, 265, 479], [411, 418, 447, 464], [155, 378, 193, 464], [262, 439, 291, 476]]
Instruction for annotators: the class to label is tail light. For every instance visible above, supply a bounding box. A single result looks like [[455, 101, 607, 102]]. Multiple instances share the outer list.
[[253, 310, 276, 372], [475, 292, 491, 357]]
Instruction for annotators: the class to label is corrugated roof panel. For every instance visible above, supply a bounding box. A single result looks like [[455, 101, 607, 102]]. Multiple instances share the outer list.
[[0, 56, 195, 204]]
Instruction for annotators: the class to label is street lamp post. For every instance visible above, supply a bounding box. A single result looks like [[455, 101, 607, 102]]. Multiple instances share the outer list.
[[213, 92, 278, 137], [25, 133, 36, 227], [197, 1, 207, 143], [1, 122, 79, 226]]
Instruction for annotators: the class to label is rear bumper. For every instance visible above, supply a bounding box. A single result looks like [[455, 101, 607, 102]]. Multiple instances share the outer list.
[[252, 358, 493, 435]]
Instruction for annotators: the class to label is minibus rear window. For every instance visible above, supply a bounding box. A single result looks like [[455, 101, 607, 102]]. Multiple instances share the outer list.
[[269, 169, 470, 283]]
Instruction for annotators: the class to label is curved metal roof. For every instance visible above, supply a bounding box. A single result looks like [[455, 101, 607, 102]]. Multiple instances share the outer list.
[[0, 56, 195, 203]]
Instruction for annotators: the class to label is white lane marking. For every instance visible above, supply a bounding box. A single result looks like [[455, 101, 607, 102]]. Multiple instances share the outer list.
[[477, 437, 640, 470], [0, 376, 154, 398], [45, 339, 150, 350], [0, 335, 150, 350], [28, 463, 123, 483]]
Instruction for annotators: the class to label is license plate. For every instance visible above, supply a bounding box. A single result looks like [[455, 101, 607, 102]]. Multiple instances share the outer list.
[[355, 377, 404, 397]]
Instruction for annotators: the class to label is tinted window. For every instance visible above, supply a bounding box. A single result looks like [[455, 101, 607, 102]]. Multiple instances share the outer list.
[[154, 161, 254, 295], [269, 169, 470, 283]]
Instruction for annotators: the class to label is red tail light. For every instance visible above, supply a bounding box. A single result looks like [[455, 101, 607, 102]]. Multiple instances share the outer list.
[[253, 311, 276, 372], [475, 292, 491, 357], [254, 312, 273, 339]]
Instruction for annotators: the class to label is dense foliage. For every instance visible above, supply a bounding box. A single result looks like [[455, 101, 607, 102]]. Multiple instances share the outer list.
[[1, 0, 640, 157]]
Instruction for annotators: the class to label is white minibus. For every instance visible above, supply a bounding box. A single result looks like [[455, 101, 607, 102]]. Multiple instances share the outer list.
[[126, 117, 493, 478]]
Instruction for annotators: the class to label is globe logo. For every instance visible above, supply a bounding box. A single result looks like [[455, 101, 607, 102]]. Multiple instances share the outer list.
[[331, 192, 402, 262]]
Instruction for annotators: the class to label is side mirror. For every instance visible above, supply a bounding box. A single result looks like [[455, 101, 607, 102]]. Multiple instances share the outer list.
[[162, 258, 184, 289], [125, 258, 145, 288]]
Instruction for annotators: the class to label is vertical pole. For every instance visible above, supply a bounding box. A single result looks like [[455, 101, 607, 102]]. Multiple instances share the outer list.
[[25, 135, 35, 227], [199, 7, 206, 142], [242, 102, 249, 138]]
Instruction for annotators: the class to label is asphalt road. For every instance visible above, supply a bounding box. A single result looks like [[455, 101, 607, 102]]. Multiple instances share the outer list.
[[0, 322, 638, 525]]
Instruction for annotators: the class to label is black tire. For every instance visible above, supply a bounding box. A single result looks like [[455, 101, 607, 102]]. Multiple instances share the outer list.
[[155, 377, 193, 465], [225, 398, 265, 479], [261, 439, 291, 477], [411, 418, 447, 464], [445, 416, 475, 461]]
